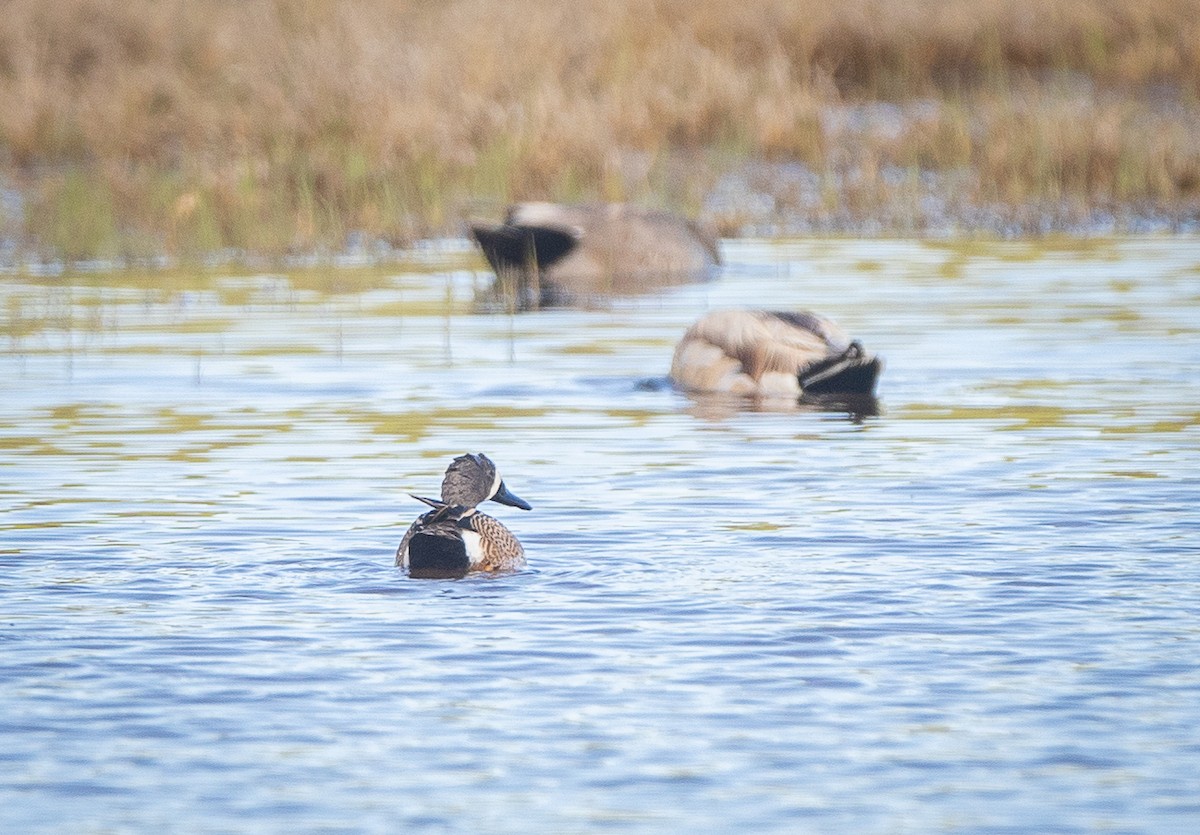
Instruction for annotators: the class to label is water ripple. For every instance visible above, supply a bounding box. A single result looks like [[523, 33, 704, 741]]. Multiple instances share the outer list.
[[2, 238, 1199, 832]]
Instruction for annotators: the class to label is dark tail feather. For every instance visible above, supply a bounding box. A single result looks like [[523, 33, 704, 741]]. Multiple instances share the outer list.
[[799, 342, 883, 395], [410, 495, 468, 526], [407, 532, 471, 579], [469, 222, 577, 273]]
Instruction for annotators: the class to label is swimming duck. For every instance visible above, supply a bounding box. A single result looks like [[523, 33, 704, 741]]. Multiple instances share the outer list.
[[670, 309, 883, 399], [470, 202, 720, 308], [396, 453, 532, 578]]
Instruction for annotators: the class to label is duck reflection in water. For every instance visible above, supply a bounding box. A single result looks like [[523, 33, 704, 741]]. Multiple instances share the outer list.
[[670, 309, 883, 418], [470, 202, 720, 309], [397, 453, 532, 579]]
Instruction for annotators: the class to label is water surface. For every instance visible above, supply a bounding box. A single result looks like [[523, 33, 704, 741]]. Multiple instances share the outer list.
[[2, 238, 1199, 832]]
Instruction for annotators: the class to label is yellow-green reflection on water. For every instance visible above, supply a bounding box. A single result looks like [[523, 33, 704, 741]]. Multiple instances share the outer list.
[[2, 234, 1197, 503], [899, 403, 1078, 429], [1100, 417, 1200, 435], [1, 255, 481, 347], [1, 237, 1199, 835]]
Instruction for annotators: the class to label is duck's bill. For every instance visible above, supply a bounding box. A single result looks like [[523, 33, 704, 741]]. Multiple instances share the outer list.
[[491, 481, 532, 510]]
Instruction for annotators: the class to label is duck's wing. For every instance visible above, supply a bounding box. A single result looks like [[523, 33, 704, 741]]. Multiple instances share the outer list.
[[763, 311, 850, 351], [682, 309, 842, 378], [418, 500, 474, 527], [758, 312, 882, 393], [752, 311, 854, 376], [395, 516, 422, 567]]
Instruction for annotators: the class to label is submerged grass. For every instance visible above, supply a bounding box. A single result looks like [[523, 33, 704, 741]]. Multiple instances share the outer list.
[[2, 0, 1199, 262]]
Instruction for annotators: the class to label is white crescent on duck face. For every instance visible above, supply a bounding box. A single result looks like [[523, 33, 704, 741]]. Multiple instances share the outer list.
[[396, 453, 531, 579], [669, 309, 882, 398]]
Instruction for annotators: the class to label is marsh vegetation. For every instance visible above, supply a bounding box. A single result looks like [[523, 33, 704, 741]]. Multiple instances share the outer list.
[[2, 0, 1199, 262]]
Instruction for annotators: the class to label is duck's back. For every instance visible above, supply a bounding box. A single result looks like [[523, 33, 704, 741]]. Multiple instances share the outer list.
[[671, 310, 851, 396], [397, 507, 525, 577]]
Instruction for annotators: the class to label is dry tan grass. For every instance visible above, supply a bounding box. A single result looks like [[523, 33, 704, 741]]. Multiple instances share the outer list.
[[1, 0, 1199, 259]]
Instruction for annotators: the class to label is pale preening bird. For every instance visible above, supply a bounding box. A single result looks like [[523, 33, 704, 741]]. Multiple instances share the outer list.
[[470, 202, 720, 308], [396, 453, 532, 579], [670, 309, 883, 399]]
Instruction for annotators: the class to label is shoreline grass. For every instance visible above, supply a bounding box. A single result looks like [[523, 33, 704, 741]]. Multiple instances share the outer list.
[[2, 0, 1199, 264]]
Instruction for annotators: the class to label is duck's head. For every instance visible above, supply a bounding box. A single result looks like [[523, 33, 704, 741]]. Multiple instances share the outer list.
[[440, 453, 532, 511]]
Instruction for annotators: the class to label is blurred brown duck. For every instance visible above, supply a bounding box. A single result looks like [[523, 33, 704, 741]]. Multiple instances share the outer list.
[[470, 202, 720, 308], [670, 309, 883, 399]]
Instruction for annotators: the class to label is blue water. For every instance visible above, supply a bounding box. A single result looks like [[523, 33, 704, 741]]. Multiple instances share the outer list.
[[2, 238, 1199, 832]]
